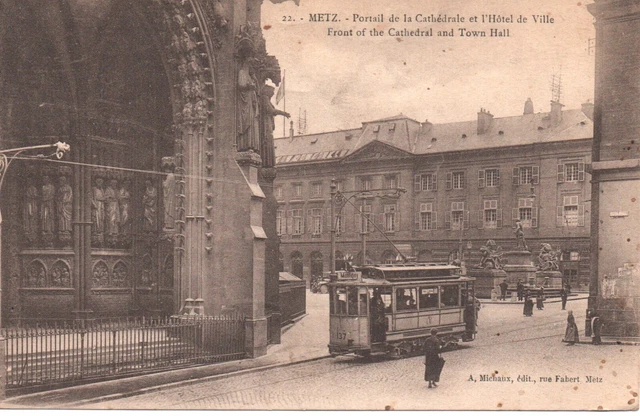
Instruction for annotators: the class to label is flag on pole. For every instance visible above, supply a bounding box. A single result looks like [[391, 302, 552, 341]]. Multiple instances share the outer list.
[[276, 75, 285, 105]]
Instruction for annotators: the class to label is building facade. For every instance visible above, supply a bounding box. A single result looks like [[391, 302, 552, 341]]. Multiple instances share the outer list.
[[0, 0, 287, 356], [275, 102, 594, 290], [588, 0, 640, 339]]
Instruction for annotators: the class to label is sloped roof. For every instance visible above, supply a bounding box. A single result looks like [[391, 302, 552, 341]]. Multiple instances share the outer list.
[[413, 109, 592, 154], [274, 108, 593, 166]]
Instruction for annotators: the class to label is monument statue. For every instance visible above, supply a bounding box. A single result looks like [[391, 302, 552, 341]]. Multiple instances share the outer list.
[[259, 84, 290, 168], [91, 177, 105, 244], [104, 179, 120, 245], [476, 239, 504, 270], [41, 175, 56, 245], [143, 178, 158, 233], [162, 157, 176, 229], [118, 179, 132, 245], [57, 176, 73, 246], [514, 219, 529, 251], [237, 57, 261, 153], [537, 243, 560, 271], [24, 179, 39, 245]]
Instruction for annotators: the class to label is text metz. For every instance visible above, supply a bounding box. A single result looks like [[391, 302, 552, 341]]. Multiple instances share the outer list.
[[309, 13, 339, 22]]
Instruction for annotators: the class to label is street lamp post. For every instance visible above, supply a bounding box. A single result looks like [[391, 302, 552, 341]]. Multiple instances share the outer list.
[[0, 141, 70, 328], [329, 181, 407, 278]]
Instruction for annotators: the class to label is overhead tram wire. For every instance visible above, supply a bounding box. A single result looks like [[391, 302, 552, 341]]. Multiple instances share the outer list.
[[11, 155, 247, 186]]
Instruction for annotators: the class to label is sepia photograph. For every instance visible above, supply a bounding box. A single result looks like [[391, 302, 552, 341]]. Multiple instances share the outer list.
[[0, 0, 638, 411]]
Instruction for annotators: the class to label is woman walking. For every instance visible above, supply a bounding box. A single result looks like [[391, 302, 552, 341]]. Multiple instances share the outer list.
[[523, 293, 534, 317], [563, 311, 580, 345], [424, 329, 445, 388]]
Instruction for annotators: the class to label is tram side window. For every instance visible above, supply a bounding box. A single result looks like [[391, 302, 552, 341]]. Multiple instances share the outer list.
[[419, 287, 439, 309], [441, 285, 460, 307], [335, 287, 348, 315], [379, 288, 392, 313], [396, 288, 417, 311]]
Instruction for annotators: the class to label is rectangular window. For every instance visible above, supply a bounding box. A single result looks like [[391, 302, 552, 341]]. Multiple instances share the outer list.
[[558, 161, 585, 183], [451, 201, 464, 230], [335, 214, 344, 234], [513, 166, 540, 185], [335, 180, 343, 192], [359, 177, 372, 191], [415, 173, 437, 191], [396, 288, 417, 311], [419, 287, 439, 310], [311, 182, 323, 198], [276, 209, 284, 235], [452, 172, 465, 189], [417, 203, 435, 231], [357, 203, 372, 233], [275, 186, 283, 200], [292, 183, 303, 199], [558, 195, 584, 227], [441, 285, 460, 307], [515, 198, 537, 228], [310, 208, 323, 234], [384, 175, 398, 190], [483, 200, 499, 229], [384, 204, 396, 232], [486, 169, 500, 187], [292, 209, 304, 235]]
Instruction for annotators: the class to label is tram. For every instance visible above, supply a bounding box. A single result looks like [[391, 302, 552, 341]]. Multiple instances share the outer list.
[[328, 263, 477, 358]]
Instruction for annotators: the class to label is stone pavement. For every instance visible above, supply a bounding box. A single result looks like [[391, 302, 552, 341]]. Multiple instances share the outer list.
[[1, 290, 331, 408]]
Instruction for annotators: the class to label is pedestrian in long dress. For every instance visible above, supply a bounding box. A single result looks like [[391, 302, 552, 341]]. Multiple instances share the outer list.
[[563, 311, 580, 345], [523, 294, 534, 316], [536, 289, 544, 310], [591, 315, 603, 345], [424, 329, 445, 388]]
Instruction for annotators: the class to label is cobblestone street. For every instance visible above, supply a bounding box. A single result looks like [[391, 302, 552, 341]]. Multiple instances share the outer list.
[[81, 296, 639, 411]]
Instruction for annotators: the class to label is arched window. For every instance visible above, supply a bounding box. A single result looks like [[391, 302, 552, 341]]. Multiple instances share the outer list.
[[290, 251, 303, 278], [381, 250, 396, 264], [310, 251, 324, 278]]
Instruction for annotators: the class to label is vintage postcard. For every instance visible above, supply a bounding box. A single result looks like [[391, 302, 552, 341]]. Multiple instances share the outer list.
[[0, 0, 638, 412]]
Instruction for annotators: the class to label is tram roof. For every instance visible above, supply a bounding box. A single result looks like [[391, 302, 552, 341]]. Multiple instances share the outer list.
[[361, 264, 460, 272], [330, 276, 475, 287]]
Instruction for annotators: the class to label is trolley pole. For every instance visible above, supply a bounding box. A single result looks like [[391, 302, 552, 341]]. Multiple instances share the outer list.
[[360, 198, 367, 266], [329, 178, 337, 282]]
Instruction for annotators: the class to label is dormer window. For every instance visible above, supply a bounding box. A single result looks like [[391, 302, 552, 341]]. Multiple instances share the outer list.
[[461, 134, 467, 139], [373, 125, 380, 133], [498, 130, 504, 135], [431, 137, 437, 142], [389, 123, 396, 131]]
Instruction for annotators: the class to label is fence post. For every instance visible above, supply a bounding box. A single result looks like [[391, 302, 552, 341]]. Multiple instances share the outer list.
[[0, 335, 6, 400]]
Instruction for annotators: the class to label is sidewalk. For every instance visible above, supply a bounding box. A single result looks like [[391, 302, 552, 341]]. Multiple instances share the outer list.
[[2, 291, 331, 408], [481, 293, 589, 305]]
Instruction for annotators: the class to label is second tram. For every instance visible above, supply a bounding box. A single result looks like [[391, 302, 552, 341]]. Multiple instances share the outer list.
[[328, 263, 477, 358]]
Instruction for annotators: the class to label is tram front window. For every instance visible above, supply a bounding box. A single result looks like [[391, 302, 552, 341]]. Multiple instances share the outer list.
[[334, 287, 348, 315], [347, 287, 359, 316]]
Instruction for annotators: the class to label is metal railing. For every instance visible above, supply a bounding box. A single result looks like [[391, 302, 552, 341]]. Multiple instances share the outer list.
[[1, 314, 246, 391]]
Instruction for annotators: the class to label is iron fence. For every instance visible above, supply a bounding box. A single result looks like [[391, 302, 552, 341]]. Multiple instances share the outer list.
[[1, 314, 246, 391]]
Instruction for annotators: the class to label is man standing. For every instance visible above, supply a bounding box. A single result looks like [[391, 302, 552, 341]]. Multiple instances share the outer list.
[[499, 279, 508, 301], [516, 280, 524, 301], [560, 286, 568, 310]]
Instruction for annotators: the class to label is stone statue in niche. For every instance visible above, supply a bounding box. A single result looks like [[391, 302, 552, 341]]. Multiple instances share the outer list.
[[260, 84, 290, 168], [237, 57, 261, 153], [56, 176, 73, 246], [143, 178, 158, 233], [112, 262, 128, 287], [162, 157, 176, 230], [91, 177, 105, 245], [118, 179, 132, 246], [104, 178, 120, 247], [41, 175, 56, 246], [24, 178, 39, 246]]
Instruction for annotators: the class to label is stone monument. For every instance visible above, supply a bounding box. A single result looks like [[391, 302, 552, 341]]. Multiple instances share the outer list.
[[467, 240, 508, 298]]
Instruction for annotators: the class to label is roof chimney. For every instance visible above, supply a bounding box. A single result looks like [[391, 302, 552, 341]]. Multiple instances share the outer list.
[[477, 108, 493, 135], [550, 101, 564, 126], [523, 98, 534, 115], [581, 101, 594, 121]]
